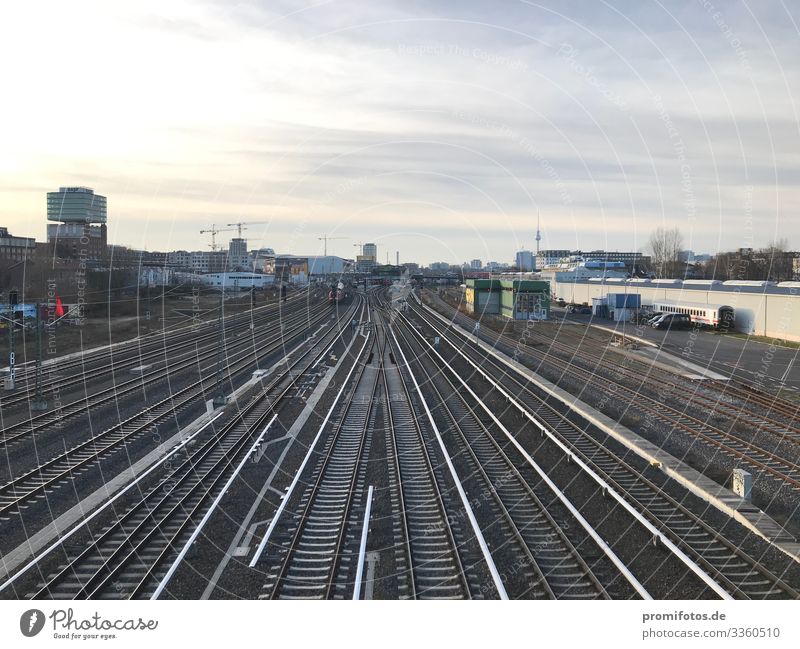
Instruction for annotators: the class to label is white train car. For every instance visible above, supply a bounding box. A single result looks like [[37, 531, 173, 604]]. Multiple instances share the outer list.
[[651, 299, 734, 328]]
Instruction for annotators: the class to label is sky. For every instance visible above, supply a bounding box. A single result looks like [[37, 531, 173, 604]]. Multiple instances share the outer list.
[[1, 0, 798, 265]]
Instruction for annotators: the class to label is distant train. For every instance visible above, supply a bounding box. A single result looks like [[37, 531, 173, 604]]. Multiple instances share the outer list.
[[650, 300, 734, 329], [328, 281, 347, 304]]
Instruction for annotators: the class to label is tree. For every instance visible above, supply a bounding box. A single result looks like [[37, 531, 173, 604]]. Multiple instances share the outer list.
[[761, 238, 793, 282], [648, 227, 684, 278]]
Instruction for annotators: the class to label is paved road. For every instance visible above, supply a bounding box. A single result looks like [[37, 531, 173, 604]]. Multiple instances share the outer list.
[[554, 309, 800, 394]]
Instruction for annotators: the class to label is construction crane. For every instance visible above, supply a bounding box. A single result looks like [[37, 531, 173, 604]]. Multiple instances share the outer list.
[[200, 224, 236, 251], [318, 235, 347, 256], [353, 242, 364, 256], [226, 221, 270, 239]]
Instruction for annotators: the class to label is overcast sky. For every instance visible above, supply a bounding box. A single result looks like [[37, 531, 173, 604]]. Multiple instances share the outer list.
[[1, 1, 798, 264]]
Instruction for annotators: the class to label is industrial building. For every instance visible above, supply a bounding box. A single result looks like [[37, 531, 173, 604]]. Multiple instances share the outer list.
[[0, 227, 36, 265], [202, 272, 273, 290], [465, 278, 550, 320], [591, 293, 642, 321], [356, 256, 377, 273], [553, 277, 800, 341], [274, 256, 309, 284], [306, 255, 350, 275], [536, 249, 649, 274], [538, 258, 629, 284]]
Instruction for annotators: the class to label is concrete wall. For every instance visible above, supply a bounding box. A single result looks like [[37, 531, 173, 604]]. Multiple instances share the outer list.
[[553, 280, 800, 341]]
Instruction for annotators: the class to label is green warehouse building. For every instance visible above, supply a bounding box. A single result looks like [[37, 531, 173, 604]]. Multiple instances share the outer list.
[[465, 278, 550, 320]]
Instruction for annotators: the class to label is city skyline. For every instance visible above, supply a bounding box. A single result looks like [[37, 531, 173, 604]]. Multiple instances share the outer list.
[[2, 1, 799, 263]]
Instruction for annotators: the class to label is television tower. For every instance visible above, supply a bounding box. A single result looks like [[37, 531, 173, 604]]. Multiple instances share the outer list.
[[535, 209, 541, 257]]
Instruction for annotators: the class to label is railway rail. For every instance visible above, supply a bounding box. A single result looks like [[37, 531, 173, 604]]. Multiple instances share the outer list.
[[0, 295, 364, 599], [0, 300, 347, 520], [426, 293, 800, 491], [389, 305, 626, 599], [516, 308, 800, 445], [0, 290, 313, 408], [257, 326, 377, 599], [0, 296, 322, 448], [408, 294, 800, 599]]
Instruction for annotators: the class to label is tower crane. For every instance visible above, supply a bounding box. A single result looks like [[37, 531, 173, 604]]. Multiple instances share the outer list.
[[226, 221, 270, 239], [200, 224, 236, 251], [317, 235, 347, 256]]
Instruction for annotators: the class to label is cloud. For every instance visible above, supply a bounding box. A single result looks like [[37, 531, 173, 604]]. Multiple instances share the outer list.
[[0, 0, 797, 262]]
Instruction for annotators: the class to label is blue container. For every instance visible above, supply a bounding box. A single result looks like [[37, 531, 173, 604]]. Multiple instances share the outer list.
[[608, 293, 640, 308]]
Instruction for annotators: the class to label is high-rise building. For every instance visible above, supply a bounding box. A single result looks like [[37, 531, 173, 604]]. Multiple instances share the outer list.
[[228, 237, 248, 270], [363, 242, 377, 260], [515, 250, 534, 271], [46, 186, 107, 260], [469, 259, 482, 269], [47, 186, 107, 224]]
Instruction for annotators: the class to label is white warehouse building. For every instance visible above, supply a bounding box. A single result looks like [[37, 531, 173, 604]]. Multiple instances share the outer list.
[[202, 272, 274, 290], [551, 278, 800, 342], [305, 255, 350, 275]]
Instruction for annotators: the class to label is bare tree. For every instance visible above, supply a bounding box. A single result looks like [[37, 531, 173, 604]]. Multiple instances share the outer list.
[[762, 237, 794, 281], [648, 227, 684, 278]]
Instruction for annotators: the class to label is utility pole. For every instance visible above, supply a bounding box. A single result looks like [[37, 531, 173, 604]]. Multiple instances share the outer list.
[[5, 289, 17, 391], [32, 304, 47, 410], [145, 279, 151, 334], [213, 287, 227, 407]]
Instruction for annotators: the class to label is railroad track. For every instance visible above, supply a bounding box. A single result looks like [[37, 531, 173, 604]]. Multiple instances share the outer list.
[[425, 293, 800, 491], [0, 300, 351, 521], [257, 327, 376, 599], [379, 308, 473, 599], [0, 291, 315, 409], [410, 297, 800, 599], [252, 296, 496, 599], [706, 379, 800, 432], [0, 298, 326, 448], [508, 311, 800, 445], [1, 295, 364, 599], [390, 305, 626, 599]]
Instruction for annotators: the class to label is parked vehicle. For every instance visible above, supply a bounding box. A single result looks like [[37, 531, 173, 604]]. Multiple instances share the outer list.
[[652, 313, 692, 330], [651, 300, 734, 329]]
